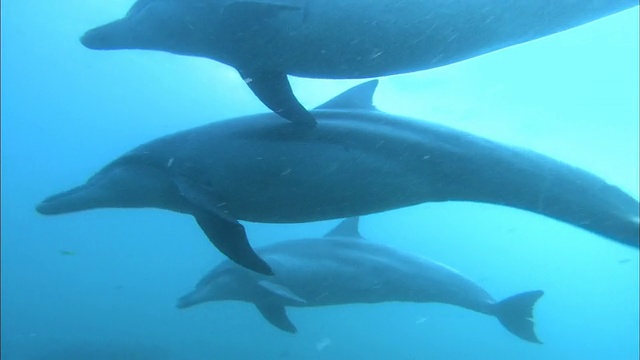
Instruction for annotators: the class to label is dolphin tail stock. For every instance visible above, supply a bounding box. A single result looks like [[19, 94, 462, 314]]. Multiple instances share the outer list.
[[455, 144, 640, 247], [493, 290, 544, 344]]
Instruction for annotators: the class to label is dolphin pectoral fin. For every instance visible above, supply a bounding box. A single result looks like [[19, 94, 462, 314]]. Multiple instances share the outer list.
[[194, 214, 274, 276], [175, 178, 273, 275], [255, 302, 297, 333], [238, 69, 316, 126], [258, 280, 307, 304]]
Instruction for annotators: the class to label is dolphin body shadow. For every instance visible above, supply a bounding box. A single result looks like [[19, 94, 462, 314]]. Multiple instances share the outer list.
[[177, 217, 545, 344], [36, 80, 639, 274], [79, 0, 639, 124]]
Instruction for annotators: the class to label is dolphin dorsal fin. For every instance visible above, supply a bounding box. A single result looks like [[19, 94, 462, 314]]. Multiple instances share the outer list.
[[324, 217, 364, 239], [314, 80, 379, 111]]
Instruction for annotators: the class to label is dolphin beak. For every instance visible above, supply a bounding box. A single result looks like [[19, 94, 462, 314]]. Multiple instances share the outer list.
[[176, 293, 198, 309], [176, 286, 213, 309], [80, 19, 131, 50], [36, 184, 99, 215]]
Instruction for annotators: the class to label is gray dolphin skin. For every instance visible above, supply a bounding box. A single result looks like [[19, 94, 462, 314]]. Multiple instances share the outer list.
[[177, 218, 545, 343], [78, 0, 639, 124], [36, 80, 640, 275]]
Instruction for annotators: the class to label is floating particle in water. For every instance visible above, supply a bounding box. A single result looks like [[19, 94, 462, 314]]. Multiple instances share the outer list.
[[315, 338, 331, 351]]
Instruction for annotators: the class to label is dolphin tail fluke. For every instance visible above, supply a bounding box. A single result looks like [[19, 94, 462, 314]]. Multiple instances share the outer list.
[[494, 290, 544, 344]]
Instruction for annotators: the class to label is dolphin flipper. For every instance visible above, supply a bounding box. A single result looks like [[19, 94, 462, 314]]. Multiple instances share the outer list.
[[222, 2, 313, 125], [238, 69, 316, 126], [255, 302, 297, 333], [176, 178, 274, 275], [194, 215, 273, 275]]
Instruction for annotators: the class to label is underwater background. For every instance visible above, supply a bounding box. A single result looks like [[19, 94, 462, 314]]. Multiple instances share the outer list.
[[1, 1, 638, 359]]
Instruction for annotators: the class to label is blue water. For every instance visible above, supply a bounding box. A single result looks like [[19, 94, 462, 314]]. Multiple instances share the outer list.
[[2, 2, 639, 359]]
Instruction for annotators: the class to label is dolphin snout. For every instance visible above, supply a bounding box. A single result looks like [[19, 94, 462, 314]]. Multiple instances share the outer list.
[[176, 300, 188, 309], [36, 200, 60, 215], [79, 30, 103, 50], [80, 28, 118, 50], [79, 20, 131, 50], [176, 295, 195, 309], [176, 289, 208, 309], [35, 184, 97, 215]]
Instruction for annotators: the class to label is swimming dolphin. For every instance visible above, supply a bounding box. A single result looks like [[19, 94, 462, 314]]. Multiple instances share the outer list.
[[35, 80, 640, 275], [79, 0, 638, 124], [177, 217, 545, 343]]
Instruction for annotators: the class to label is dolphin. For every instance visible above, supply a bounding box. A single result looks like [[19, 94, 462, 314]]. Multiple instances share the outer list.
[[79, 0, 639, 124], [35, 80, 640, 275], [177, 217, 545, 343]]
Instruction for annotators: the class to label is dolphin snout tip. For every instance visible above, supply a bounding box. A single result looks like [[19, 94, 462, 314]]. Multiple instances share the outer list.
[[175, 298, 191, 309], [79, 19, 132, 50], [35, 199, 57, 215], [79, 33, 90, 48], [79, 25, 119, 50], [79, 31, 102, 50], [34, 185, 92, 215], [35, 200, 69, 215], [176, 293, 203, 309]]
